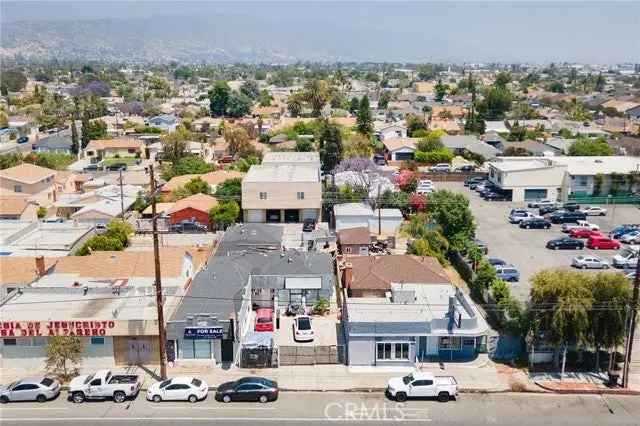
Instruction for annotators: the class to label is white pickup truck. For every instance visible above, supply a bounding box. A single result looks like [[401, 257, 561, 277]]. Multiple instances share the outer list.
[[386, 371, 457, 402], [69, 370, 141, 403]]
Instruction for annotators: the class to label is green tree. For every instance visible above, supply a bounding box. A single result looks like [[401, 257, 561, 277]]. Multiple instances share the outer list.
[[304, 79, 330, 117], [378, 189, 410, 215], [434, 79, 448, 102], [161, 126, 191, 164], [344, 133, 373, 158], [0, 69, 27, 94], [209, 81, 231, 117], [349, 97, 359, 114], [184, 177, 211, 195], [494, 72, 512, 88], [226, 92, 252, 118], [416, 132, 444, 152], [477, 85, 513, 120], [76, 235, 124, 256], [163, 155, 215, 180], [595, 73, 606, 92], [85, 119, 107, 140], [106, 220, 134, 246], [224, 126, 252, 156], [80, 110, 91, 149], [426, 189, 475, 249], [70, 119, 79, 156], [473, 260, 498, 292], [214, 177, 242, 202], [287, 91, 305, 118], [0, 152, 23, 169], [209, 201, 240, 230], [317, 120, 343, 172], [258, 89, 273, 107], [37, 206, 47, 219], [356, 95, 373, 136], [295, 138, 314, 152], [240, 80, 260, 100], [378, 91, 392, 110], [567, 137, 613, 156], [44, 336, 83, 381]]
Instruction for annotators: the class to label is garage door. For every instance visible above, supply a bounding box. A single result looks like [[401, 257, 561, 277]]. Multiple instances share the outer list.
[[394, 152, 414, 161], [246, 209, 263, 223], [524, 189, 548, 201], [301, 209, 318, 221]]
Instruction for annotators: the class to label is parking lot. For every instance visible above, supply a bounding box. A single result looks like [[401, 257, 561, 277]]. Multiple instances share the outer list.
[[439, 182, 639, 302]]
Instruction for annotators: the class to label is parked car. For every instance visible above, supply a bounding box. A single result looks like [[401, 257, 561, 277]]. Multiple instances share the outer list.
[[464, 176, 484, 187], [105, 163, 128, 172], [527, 199, 557, 208], [568, 228, 604, 239], [581, 206, 607, 216], [146, 377, 208, 403], [612, 247, 639, 268], [495, 265, 520, 282], [386, 372, 457, 403], [519, 218, 551, 229], [302, 218, 316, 232], [610, 225, 640, 240], [572, 255, 609, 269], [561, 220, 600, 233], [454, 165, 475, 173], [170, 220, 207, 233], [546, 237, 585, 250], [468, 180, 487, 190], [254, 308, 274, 332], [509, 211, 540, 224], [586, 236, 621, 250], [487, 258, 506, 266], [83, 164, 104, 172], [69, 370, 141, 403], [293, 315, 314, 342], [620, 231, 640, 244], [42, 216, 64, 223], [215, 377, 279, 403], [373, 154, 386, 166], [549, 211, 587, 224], [484, 191, 511, 201], [17, 136, 29, 144], [429, 163, 451, 173], [0, 377, 60, 403], [539, 205, 560, 216], [562, 202, 581, 212]]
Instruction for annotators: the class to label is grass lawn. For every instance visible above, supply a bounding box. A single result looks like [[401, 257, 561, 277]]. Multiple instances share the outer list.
[[100, 157, 138, 166]]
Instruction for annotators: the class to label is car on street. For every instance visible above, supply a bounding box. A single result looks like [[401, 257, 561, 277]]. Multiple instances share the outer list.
[[429, 163, 451, 173], [215, 377, 279, 403], [293, 315, 314, 342], [561, 220, 600, 233], [612, 247, 639, 268], [549, 211, 587, 224], [488, 257, 506, 266], [0, 377, 60, 403], [581, 206, 607, 216], [169, 220, 208, 233], [105, 163, 128, 171], [454, 165, 475, 173], [17, 136, 29, 144], [586, 236, 621, 250], [519, 218, 551, 229], [568, 228, 604, 239], [620, 231, 640, 244], [527, 199, 557, 208], [546, 237, 585, 250], [509, 210, 540, 224], [69, 370, 141, 403], [302, 218, 316, 232], [83, 164, 104, 172], [254, 308, 274, 332], [572, 255, 609, 269], [146, 376, 208, 403], [42, 216, 64, 223], [386, 372, 457, 403], [494, 265, 520, 282]]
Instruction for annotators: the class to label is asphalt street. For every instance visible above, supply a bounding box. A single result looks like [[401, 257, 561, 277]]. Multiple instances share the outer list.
[[1, 392, 639, 425]]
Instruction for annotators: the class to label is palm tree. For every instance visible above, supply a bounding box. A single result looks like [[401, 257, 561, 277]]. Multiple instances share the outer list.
[[304, 79, 330, 117], [422, 105, 432, 130]]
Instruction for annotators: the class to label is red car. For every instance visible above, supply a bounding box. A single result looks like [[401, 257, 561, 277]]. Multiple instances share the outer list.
[[254, 308, 274, 332], [586, 236, 621, 250], [569, 229, 604, 239]]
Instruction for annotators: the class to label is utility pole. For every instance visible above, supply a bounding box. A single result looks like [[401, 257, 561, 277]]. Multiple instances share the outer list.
[[148, 164, 167, 380], [119, 168, 125, 222], [377, 183, 381, 236], [622, 255, 640, 388]]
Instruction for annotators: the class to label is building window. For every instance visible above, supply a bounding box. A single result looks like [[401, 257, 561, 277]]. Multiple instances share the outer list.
[[297, 192, 305, 200], [439, 336, 462, 350], [16, 337, 46, 347], [91, 337, 105, 345], [14, 185, 22, 193], [376, 342, 410, 361], [344, 246, 352, 254], [3, 339, 16, 346], [182, 339, 212, 359], [259, 192, 267, 200], [128, 148, 135, 154]]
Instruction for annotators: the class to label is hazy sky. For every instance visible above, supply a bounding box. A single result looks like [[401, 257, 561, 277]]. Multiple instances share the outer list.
[[2, 1, 639, 63]]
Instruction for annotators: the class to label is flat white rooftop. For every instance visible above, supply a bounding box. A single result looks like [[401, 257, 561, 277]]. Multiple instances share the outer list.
[[244, 164, 320, 183]]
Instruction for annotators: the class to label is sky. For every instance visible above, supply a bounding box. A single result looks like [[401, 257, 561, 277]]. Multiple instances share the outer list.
[[1, 1, 639, 63]]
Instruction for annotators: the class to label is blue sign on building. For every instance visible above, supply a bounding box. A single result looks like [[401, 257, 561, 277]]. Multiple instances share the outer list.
[[183, 326, 224, 340]]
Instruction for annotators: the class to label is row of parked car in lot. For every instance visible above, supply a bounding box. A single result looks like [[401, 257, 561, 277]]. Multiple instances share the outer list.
[[0, 371, 279, 404]]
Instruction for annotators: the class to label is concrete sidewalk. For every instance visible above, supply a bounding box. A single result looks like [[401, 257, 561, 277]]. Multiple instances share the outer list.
[[530, 371, 640, 395]]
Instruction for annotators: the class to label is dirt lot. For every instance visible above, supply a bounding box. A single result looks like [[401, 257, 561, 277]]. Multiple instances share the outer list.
[[439, 181, 638, 302]]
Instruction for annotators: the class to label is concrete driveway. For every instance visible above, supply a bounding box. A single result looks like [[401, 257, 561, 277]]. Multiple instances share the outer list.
[[439, 182, 638, 302]]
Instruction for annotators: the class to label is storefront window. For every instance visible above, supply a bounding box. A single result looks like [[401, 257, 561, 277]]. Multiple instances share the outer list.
[[376, 342, 409, 361], [182, 339, 212, 359], [90, 337, 105, 345], [439, 336, 462, 350]]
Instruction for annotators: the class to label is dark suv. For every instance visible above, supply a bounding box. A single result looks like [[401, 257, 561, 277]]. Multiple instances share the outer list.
[[549, 211, 587, 224], [302, 218, 316, 232], [519, 218, 551, 229]]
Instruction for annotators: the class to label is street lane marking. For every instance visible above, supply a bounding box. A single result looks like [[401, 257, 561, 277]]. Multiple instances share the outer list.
[[153, 406, 276, 410], [0, 418, 427, 422], [0, 407, 68, 410]]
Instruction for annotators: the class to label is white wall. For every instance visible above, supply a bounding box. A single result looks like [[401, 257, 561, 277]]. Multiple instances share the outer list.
[[368, 217, 402, 234], [335, 216, 370, 232]]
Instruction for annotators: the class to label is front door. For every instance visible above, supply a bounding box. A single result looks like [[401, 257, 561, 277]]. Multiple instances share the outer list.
[[127, 339, 152, 364], [221, 339, 234, 363], [417, 336, 427, 361]]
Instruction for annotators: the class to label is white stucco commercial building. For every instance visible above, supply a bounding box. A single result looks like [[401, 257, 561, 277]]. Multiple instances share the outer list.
[[487, 156, 640, 202]]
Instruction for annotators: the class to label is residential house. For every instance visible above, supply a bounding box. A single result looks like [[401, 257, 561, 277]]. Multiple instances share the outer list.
[[382, 137, 419, 162], [242, 152, 321, 223], [147, 114, 179, 132], [374, 122, 408, 141], [167, 193, 218, 229], [0, 163, 57, 206], [84, 138, 143, 162], [55, 184, 141, 219], [161, 170, 245, 196], [499, 140, 561, 156], [337, 227, 371, 256], [601, 99, 640, 116], [441, 135, 500, 159], [0, 195, 38, 221], [0, 256, 54, 298], [32, 133, 73, 154], [54, 171, 85, 194], [192, 117, 222, 133]]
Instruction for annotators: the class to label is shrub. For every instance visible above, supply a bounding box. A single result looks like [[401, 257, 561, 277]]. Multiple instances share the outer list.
[[76, 235, 123, 256]]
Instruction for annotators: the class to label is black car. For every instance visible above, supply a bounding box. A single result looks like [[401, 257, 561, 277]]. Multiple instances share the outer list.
[[484, 192, 511, 201], [546, 237, 585, 250], [519, 218, 551, 229], [373, 154, 386, 166], [215, 377, 279, 403], [456, 165, 476, 173], [83, 164, 104, 172], [302, 218, 316, 232], [17, 136, 29, 144], [539, 205, 559, 216], [562, 202, 581, 212], [488, 257, 506, 266], [106, 163, 128, 171], [170, 220, 208, 233], [464, 176, 484, 187], [468, 180, 487, 190], [549, 211, 587, 224]]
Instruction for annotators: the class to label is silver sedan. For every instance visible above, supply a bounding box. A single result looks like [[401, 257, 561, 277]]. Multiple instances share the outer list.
[[0, 377, 61, 403]]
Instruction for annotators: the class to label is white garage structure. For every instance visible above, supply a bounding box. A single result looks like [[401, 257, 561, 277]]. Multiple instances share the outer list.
[[334, 203, 403, 234]]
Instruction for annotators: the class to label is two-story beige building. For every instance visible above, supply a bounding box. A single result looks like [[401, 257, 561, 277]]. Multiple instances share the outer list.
[[0, 163, 57, 206], [242, 152, 322, 223], [85, 138, 144, 162]]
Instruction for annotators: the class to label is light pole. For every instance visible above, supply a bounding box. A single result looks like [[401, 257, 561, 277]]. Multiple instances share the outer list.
[[622, 252, 640, 388]]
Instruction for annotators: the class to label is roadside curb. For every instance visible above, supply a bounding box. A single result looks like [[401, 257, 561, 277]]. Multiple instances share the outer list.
[[534, 381, 640, 396]]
